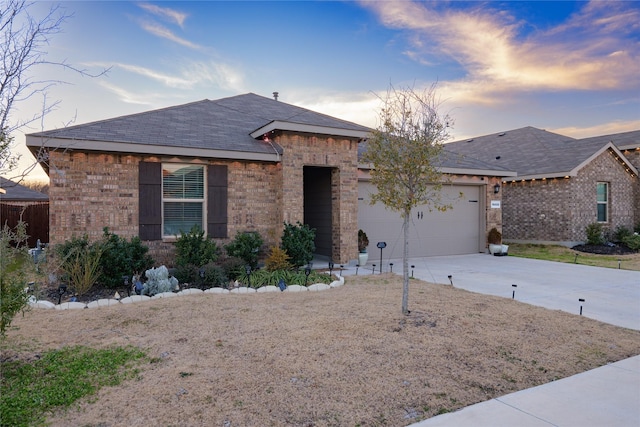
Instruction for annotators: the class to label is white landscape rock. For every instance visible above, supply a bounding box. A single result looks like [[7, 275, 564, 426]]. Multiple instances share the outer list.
[[307, 283, 331, 292], [257, 286, 280, 293], [177, 288, 204, 296], [230, 287, 256, 294], [204, 287, 230, 294], [55, 302, 87, 310], [284, 285, 308, 292], [30, 300, 55, 309], [120, 295, 151, 304], [151, 292, 178, 299], [86, 299, 120, 308]]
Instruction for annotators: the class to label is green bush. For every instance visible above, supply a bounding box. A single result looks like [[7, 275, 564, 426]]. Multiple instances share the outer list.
[[174, 225, 220, 267], [196, 262, 228, 289], [280, 222, 316, 268], [585, 223, 604, 245], [99, 228, 154, 289], [613, 226, 633, 243], [224, 231, 263, 269], [173, 263, 199, 285], [622, 234, 640, 251], [0, 221, 32, 337], [217, 256, 245, 281]]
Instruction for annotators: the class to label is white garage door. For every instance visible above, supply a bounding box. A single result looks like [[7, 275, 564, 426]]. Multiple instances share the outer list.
[[358, 182, 483, 258]]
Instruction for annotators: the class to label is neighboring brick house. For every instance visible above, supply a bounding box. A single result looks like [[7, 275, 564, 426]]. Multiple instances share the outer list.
[[27, 93, 513, 264], [446, 127, 640, 246]]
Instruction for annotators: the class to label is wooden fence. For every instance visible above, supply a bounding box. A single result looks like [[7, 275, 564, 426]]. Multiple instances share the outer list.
[[0, 202, 49, 247]]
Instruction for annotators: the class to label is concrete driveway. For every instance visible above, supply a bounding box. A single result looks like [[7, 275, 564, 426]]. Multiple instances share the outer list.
[[369, 253, 640, 330]]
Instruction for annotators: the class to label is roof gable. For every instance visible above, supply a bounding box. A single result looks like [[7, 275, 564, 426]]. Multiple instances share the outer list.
[[445, 126, 639, 178]]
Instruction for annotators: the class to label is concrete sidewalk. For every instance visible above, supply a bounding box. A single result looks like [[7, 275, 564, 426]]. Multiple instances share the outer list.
[[332, 254, 640, 426]]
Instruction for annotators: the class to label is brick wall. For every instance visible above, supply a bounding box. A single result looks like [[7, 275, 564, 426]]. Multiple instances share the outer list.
[[47, 132, 360, 266], [275, 132, 360, 263], [621, 148, 640, 226], [503, 149, 636, 243]]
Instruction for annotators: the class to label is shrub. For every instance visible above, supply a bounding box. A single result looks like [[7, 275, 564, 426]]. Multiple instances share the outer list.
[[54, 235, 103, 295], [174, 225, 220, 267], [622, 234, 640, 251], [358, 229, 369, 252], [99, 228, 154, 289], [613, 226, 633, 243], [0, 221, 32, 337], [487, 227, 502, 245], [280, 221, 316, 268], [173, 264, 198, 285], [237, 269, 333, 288], [141, 266, 178, 296], [224, 231, 263, 269], [585, 223, 604, 245], [264, 246, 293, 272], [196, 262, 228, 289], [217, 256, 245, 281]]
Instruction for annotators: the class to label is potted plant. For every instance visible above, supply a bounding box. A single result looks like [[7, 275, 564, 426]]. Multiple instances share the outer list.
[[358, 229, 369, 265], [487, 227, 508, 256]]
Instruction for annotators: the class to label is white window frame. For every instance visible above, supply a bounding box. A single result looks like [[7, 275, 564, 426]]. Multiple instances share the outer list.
[[162, 163, 207, 238], [596, 182, 608, 223]]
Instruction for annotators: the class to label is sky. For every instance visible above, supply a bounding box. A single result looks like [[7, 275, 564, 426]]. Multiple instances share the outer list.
[[8, 0, 640, 181]]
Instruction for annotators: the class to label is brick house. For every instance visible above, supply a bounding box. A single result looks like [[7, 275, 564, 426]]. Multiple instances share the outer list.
[[446, 127, 640, 246], [27, 93, 513, 264]]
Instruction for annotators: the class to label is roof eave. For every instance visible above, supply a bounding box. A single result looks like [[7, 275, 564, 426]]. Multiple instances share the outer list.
[[251, 120, 370, 139], [357, 162, 517, 177], [26, 136, 282, 163]]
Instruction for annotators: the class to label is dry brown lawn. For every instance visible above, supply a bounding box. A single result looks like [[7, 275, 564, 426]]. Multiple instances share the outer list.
[[5, 274, 640, 427]]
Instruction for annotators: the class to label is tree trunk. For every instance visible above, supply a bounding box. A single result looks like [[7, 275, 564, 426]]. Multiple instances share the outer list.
[[401, 208, 410, 315]]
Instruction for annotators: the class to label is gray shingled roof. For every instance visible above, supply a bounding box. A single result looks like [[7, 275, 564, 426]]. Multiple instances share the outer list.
[[0, 177, 49, 201], [27, 93, 372, 157], [445, 126, 640, 178], [357, 141, 515, 176]]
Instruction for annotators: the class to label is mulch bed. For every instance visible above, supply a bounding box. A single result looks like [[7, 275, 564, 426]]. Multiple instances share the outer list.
[[572, 243, 637, 256]]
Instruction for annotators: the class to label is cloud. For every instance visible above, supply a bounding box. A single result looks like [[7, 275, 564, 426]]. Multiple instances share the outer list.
[[139, 20, 202, 50], [551, 119, 640, 139], [360, 0, 640, 98], [138, 3, 188, 28]]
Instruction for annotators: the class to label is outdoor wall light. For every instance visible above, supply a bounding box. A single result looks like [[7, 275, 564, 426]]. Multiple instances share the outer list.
[[494, 183, 501, 194], [57, 283, 67, 305]]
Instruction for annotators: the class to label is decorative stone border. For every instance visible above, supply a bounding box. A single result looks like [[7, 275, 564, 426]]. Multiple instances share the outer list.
[[28, 276, 345, 310]]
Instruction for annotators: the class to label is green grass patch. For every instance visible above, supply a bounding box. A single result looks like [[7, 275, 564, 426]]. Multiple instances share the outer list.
[[1, 345, 146, 427], [508, 243, 639, 270]]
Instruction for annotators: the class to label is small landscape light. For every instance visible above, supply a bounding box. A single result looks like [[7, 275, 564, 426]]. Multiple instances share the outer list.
[[618, 259, 621, 269], [512, 284, 517, 299], [355, 264, 359, 275], [579, 298, 585, 315], [57, 283, 67, 305], [245, 265, 252, 288], [122, 275, 131, 296], [304, 263, 312, 286], [411, 265, 415, 278], [328, 261, 334, 277], [574, 253, 579, 264], [372, 264, 376, 274], [390, 262, 394, 273], [448, 275, 453, 286]]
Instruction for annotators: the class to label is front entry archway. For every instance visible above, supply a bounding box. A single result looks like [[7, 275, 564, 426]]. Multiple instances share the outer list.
[[303, 166, 333, 258]]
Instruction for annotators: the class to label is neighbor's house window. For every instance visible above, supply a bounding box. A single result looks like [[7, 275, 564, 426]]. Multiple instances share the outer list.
[[138, 162, 227, 241], [596, 182, 608, 222], [162, 164, 205, 237]]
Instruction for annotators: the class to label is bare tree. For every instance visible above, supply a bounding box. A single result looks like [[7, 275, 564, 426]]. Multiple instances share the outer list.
[[361, 84, 454, 315], [0, 0, 107, 177]]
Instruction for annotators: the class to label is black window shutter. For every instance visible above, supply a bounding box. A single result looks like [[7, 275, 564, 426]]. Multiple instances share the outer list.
[[139, 162, 162, 240], [208, 165, 228, 238]]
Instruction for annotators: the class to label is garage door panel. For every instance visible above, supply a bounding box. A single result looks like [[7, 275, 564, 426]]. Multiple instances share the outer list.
[[358, 183, 482, 258]]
